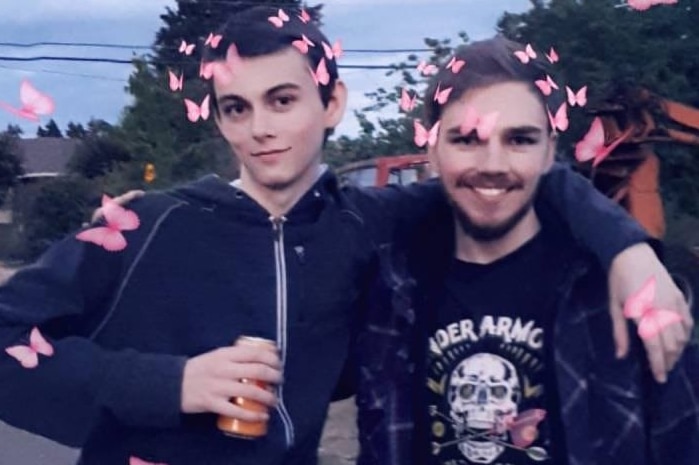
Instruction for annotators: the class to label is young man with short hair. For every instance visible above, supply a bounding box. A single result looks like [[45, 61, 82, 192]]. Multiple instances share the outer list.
[[0, 7, 691, 465], [355, 36, 699, 465]]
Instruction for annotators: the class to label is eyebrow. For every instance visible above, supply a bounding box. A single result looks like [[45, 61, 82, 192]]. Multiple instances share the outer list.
[[217, 83, 302, 105], [445, 125, 544, 136]]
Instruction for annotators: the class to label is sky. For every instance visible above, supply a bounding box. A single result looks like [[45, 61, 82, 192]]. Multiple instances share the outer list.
[[0, 0, 531, 139]]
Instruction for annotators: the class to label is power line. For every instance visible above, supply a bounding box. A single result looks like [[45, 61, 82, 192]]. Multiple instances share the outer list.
[[0, 41, 432, 54], [0, 55, 408, 70], [0, 64, 127, 82]]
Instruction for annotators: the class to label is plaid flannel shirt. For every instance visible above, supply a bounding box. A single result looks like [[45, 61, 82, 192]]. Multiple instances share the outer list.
[[355, 211, 699, 465]]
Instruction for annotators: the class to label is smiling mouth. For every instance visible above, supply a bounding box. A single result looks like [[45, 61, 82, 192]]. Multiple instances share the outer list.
[[252, 147, 291, 157]]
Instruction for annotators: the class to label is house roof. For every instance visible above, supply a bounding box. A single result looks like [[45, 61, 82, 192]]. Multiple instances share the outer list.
[[16, 138, 81, 177]]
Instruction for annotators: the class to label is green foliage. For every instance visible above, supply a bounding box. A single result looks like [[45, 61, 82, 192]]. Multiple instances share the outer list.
[[36, 119, 63, 138], [67, 120, 132, 179], [0, 131, 23, 205], [14, 176, 97, 260]]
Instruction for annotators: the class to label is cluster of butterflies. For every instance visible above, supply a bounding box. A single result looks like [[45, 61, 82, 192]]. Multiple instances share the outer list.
[[268, 8, 343, 87]]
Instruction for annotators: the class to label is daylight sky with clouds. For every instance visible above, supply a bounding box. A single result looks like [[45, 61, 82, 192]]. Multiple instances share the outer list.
[[0, 0, 531, 138]]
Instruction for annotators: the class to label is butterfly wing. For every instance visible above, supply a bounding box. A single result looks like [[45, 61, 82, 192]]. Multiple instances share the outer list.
[[200, 94, 211, 121], [638, 309, 683, 340], [554, 103, 569, 131], [476, 111, 500, 141], [268, 17, 284, 28], [434, 86, 453, 105], [546, 75, 559, 90], [546, 47, 559, 63], [20, 79, 54, 116], [184, 99, 201, 122], [168, 71, 181, 91], [576, 86, 588, 106], [514, 51, 530, 64], [525, 44, 537, 59], [623, 276, 656, 320], [331, 41, 343, 60], [509, 409, 546, 448], [535, 80, 552, 96], [76, 227, 112, 248], [460, 106, 480, 135], [129, 457, 168, 465], [414, 120, 428, 148], [593, 126, 633, 167], [29, 327, 54, 357], [575, 117, 605, 163], [427, 121, 441, 147], [101, 196, 140, 232], [292, 40, 310, 54], [211, 34, 223, 49], [5, 345, 38, 369], [278, 9, 290, 21], [315, 59, 330, 86], [298, 9, 311, 23], [400, 89, 414, 112]]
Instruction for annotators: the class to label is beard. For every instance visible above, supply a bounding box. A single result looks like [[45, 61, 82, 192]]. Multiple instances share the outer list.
[[448, 170, 536, 242], [452, 195, 534, 242]]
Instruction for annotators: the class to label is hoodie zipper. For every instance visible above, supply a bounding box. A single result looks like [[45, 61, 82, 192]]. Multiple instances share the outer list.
[[270, 216, 295, 447]]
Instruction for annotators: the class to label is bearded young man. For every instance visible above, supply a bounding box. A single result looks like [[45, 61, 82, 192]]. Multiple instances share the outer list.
[[355, 37, 699, 465], [0, 8, 692, 465]]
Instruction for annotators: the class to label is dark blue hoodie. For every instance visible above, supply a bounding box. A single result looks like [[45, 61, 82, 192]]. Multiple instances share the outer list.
[[0, 171, 379, 465]]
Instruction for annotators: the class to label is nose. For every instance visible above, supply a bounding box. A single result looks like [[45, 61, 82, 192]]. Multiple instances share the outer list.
[[477, 385, 488, 405], [250, 108, 275, 140], [478, 138, 509, 173]]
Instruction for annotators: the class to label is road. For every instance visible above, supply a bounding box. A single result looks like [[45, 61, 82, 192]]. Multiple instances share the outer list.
[[0, 264, 358, 465]]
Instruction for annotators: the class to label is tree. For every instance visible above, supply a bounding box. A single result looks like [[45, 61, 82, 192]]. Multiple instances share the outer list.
[[496, 0, 699, 214], [0, 130, 24, 205], [66, 122, 88, 139], [36, 119, 63, 138]]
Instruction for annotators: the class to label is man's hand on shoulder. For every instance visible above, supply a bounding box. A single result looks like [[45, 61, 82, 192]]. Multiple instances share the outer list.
[[89, 190, 145, 224], [609, 242, 694, 383]]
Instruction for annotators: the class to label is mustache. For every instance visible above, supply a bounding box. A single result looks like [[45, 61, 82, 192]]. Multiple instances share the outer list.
[[455, 171, 523, 190]]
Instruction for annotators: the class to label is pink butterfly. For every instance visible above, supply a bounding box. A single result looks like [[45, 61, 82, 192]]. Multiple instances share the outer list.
[[567, 86, 588, 107], [400, 88, 417, 112], [545, 47, 559, 64], [292, 35, 315, 54], [199, 61, 215, 80], [514, 44, 537, 64], [76, 195, 140, 252], [446, 56, 466, 74], [130, 457, 168, 465], [507, 409, 547, 448], [268, 9, 290, 28], [575, 117, 633, 167], [5, 327, 54, 369], [322, 40, 343, 61], [205, 32, 223, 49], [534, 75, 559, 96], [414, 120, 441, 148], [433, 83, 453, 105], [184, 95, 211, 122], [178, 40, 195, 55], [168, 70, 183, 92], [459, 106, 500, 141], [309, 58, 330, 87], [417, 61, 438, 76], [0, 79, 55, 122], [298, 9, 311, 23], [547, 103, 569, 132], [624, 276, 684, 340], [628, 0, 677, 11]]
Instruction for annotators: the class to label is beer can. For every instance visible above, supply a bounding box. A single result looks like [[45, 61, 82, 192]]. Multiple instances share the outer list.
[[217, 336, 278, 439]]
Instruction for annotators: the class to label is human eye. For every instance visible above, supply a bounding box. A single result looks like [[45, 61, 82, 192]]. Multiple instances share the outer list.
[[271, 94, 296, 111], [221, 101, 248, 119], [450, 133, 480, 147], [508, 134, 538, 146]]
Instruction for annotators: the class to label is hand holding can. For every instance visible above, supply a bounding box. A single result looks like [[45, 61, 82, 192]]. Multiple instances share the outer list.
[[180, 338, 282, 432], [217, 336, 280, 439]]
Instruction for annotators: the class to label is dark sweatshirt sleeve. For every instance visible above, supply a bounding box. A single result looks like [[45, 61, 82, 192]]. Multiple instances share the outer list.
[[536, 162, 655, 271], [0, 199, 186, 446], [349, 162, 653, 270]]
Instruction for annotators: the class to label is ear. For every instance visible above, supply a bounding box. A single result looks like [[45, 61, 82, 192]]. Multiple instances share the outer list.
[[427, 143, 441, 177], [543, 131, 557, 172], [324, 79, 348, 129]]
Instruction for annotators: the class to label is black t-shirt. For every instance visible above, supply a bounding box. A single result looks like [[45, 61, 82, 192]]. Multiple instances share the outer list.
[[425, 231, 569, 465]]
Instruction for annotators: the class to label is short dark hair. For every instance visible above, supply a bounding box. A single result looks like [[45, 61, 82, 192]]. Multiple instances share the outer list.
[[424, 36, 564, 131], [201, 5, 339, 115]]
